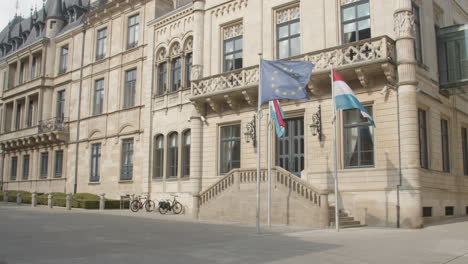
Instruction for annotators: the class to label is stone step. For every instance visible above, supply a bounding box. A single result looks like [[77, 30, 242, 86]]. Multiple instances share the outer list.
[[329, 223, 365, 229], [330, 220, 361, 226], [329, 216, 355, 222]]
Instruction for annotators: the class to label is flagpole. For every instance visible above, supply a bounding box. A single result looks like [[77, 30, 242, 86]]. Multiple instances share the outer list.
[[257, 54, 262, 234], [331, 65, 340, 232], [267, 102, 272, 228]]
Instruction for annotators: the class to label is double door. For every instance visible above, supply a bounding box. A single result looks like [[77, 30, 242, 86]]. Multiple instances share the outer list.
[[276, 117, 304, 177]]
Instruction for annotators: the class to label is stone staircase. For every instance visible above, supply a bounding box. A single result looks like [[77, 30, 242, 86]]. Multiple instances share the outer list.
[[329, 206, 365, 228]]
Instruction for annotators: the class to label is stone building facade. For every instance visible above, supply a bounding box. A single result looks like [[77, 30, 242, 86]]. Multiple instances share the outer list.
[[0, 0, 467, 228]]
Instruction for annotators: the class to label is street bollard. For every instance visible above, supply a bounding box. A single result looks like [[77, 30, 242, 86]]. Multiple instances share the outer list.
[[31, 192, 37, 207], [48, 193, 53, 208], [99, 193, 105, 210], [66, 193, 72, 210], [16, 192, 22, 205], [3, 191, 8, 203]]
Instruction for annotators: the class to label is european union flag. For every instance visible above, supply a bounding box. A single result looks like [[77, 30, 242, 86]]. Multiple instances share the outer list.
[[259, 59, 314, 104]]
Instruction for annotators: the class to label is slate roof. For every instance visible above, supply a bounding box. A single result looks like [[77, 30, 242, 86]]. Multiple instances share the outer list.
[[0, 0, 90, 60]]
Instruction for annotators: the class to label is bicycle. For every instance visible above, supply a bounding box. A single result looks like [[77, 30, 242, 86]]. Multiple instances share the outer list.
[[158, 194, 183, 215], [130, 194, 156, 212]]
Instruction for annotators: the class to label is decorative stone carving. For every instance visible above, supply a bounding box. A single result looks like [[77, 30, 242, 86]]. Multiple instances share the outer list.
[[212, 0, 248, 18], [184, 37, 193, 51], [355, 68, 369, 89], [277, 5, 300, 24], [157, 48, 167, 62], [191, 65, 203, 80], [223, 23, 243, 40], [170, 43, 181, 56], [393, 10, 415, 39]]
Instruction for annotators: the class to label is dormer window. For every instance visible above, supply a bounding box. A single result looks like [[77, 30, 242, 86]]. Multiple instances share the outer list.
[[50, 21, 56, 29]]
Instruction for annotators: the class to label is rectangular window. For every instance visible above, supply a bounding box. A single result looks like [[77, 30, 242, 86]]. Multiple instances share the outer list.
[[96, 28, 107, 60], [90, 143, 101, 182], [27, 100, 34, 127], [223, 23, 243, 72], [341, 0, 371, 43], [22, 155, 30, 180], [441, 119, 450, 172], [10, 156, 17, 180], [412, 2, 423, 64], [93, 79, 104, 115], [124, 69, 136, 108], [15, 103, 21, 130], [422, 207, 432, 217], [277, 18, 300, 59], [121, 139, 134, 180], [182, 131, 191, 177], [56, 90, 65, 120], [462, 127, 468, 176], [220, 125, 241, 174], [59, 46, 68, 74], [157, 62, 167, 95], [466, 206, 468, 215], [185, 53, 192, 88], [418, 109, 429, 169], [31, 56, 37, 79], [40, 152, 48, 179], [343, 106, 374, 168], [167, 133, 179, 178], [127, 14, 139, 49], [170, 57, 181, 92], [19, 62, 25, 85], [445, 206, 454, 216], [54, 151, 63, 178]]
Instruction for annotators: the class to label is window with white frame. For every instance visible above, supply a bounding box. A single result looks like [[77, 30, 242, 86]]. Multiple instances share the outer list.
[[54, 150, 63, 178], [93, 79, 104, 115], [153, 135, 164, 179], [223, 23, 243, 72], [220, 125, 241, 174], [121, 139, 134, 180], [90, 143, 101, 182], [182, 130, 190, 177], [167, 132, 178, 178], [343, 106, 374, 168], [127, 14, 139, 49], [341, 0, 370, 43], [96, 27, 107, 60], [276, 6, 300, 59], [123, 69, 136, 108], [59, 45, 68, 74], [10, 156, 17, 180]]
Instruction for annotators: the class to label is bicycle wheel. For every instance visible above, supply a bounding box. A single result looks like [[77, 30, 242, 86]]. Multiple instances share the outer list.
[[130, 200, 141, 212], [158, 204, 168, 215], [172, 201, 183, 214], [145, 200, 156, 212]]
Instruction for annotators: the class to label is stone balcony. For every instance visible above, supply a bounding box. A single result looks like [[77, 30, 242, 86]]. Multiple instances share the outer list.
[[0, 117, 69, 152], [190, 35, 396, 115]]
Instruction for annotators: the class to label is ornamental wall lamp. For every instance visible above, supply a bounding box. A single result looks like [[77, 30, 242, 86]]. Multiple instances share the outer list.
[[310, 105, 322, 141], [244, 115, 256, 146]]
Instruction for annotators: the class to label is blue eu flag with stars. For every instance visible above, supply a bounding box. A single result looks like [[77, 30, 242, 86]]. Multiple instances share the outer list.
[[259, 59, 314, 104]]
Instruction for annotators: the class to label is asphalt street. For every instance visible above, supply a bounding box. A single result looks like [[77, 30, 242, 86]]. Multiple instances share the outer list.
[[0, 204, 467, 264]]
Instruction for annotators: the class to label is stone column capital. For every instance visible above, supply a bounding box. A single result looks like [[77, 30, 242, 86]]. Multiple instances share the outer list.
[[393, 9, 415, 40]]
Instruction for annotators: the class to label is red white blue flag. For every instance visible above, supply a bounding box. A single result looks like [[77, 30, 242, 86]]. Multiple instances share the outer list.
[[269, 99, 286, 137]]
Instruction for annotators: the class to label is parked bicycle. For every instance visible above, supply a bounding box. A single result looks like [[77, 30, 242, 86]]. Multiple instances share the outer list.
[[130, 194, 156, 212], [158, 194, 183, 214]]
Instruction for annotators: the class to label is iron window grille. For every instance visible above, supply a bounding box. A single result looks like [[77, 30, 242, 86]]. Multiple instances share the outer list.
[[54, 151, 63, 178], [120, 139, 134, 180], [40, 152, 49, 179], [90, 143, 101, 182]]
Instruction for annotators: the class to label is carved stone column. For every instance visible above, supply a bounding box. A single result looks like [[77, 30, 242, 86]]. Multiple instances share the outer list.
[[190, 109, 203, 195], [191, 0, 205, 81], [394, 0, 422, 228]]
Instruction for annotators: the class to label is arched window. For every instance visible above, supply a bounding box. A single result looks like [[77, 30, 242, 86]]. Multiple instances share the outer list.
[[170, 56, 181, 92], [167, 132, 178, 178], [154, 135, 164, 178], [183, 37, 193, 89], [156, 48, 167, 96], [182, 130, 190, 177]]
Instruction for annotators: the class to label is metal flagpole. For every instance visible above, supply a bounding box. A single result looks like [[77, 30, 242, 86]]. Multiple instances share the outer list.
[[267, 102, 272, 228], [331, 65, 340, 232], [257, 54, 263, 234]]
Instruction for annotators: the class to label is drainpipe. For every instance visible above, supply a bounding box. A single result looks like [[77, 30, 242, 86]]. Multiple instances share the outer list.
[[73, 22, 87, 194], [396, 83, 402, 228], [147, 27, 156, 198], [0, 150, 4, 191]]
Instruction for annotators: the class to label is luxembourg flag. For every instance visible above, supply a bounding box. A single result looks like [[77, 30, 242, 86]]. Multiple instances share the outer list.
[[333, 70, 375, 126], [269, 100, 286, 137]]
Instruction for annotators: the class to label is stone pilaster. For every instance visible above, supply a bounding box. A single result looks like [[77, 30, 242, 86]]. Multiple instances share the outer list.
[[394, 0, 422, 228], [191, 0, 205, 80], [190, 109, 203, 194]]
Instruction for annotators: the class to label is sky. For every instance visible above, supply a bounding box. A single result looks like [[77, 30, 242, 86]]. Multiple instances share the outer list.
[[0, 0, 42, 31]]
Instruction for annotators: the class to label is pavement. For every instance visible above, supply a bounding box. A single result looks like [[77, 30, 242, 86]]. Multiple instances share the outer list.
[[0, 202, 467, 264]]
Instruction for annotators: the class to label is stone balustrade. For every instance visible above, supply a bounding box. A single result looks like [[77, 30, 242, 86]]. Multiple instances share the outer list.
[[191, 35, 395, 97]]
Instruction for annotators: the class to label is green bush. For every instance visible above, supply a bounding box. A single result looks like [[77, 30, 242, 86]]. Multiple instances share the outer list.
[[0, 191, 3, 201], [20, 192, 32, 204], [7, 190, 18, 202], [105, 199, 130, 209]]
